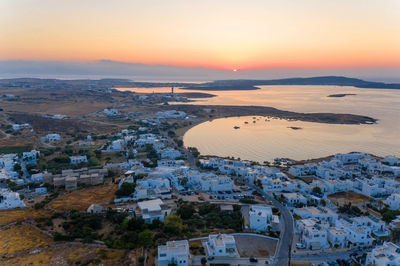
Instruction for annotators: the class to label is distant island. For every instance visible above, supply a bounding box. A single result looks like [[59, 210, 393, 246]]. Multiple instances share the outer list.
[[327, 93, 357, 98], [287, 126, 303, 130], [2, 76, 400, 92], [181, 76, 400, 91]]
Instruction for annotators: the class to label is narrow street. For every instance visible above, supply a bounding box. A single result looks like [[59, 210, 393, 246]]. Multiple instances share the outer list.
[[249, 184, 294, 266]]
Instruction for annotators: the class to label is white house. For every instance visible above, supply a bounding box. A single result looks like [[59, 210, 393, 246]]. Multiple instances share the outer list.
[[299, 224, 329, 250], [111, 139, 125, 151], [160, 148, 182, 159], [334, 153, 368, 164], [385, 193, 400, 210], [31, 173, 43, 183], [103, 108, 119, 115], [136, 198, 171, 223], [0, 189, 25, 209], [158, 240, 189, 266], [69, 155, 88, 165], [35, 187, 47, 194], [134, 177, 171, 200], [206, 234, 238, 257], [46, 133, 61, 142], [343, 226, 372, 247], [383, 156, 399, 166], [249, 205, 273, 231], [366, 242, 400, 266], [327, 228, 348, 248], [294, 207, 338, 223], [12, 123, 30, 131], [282, 192, 307, 206], [198, 175, 234, 192], [156, 110, 186, 119], [22, 150, 40, 162], [87, 204, 104, 214]]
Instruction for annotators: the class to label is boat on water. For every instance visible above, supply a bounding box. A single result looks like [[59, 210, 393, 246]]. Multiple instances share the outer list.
[[233, 126, 240, 129], [244, 121, 249, 124]]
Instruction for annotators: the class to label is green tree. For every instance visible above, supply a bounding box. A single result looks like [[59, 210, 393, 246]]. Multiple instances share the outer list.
[[320, 199, 326, 206], [312, 186, 322, 195], [138, 229, 154, 247], [115, 182, 135, 198], [201, 257, 207, 265], [177, 204, 194, 220], [164, 215, 184, 235]]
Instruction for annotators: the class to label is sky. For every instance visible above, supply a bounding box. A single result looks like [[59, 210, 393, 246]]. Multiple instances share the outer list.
[[1, 0, 400, 79]]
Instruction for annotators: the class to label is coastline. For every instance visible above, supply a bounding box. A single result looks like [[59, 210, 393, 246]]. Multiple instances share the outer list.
[[172, 104, 377, 142], [167, 104, 376, 128]]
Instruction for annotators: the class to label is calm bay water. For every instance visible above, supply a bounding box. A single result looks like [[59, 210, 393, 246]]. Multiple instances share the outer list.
[[120, 85, 400, 162]]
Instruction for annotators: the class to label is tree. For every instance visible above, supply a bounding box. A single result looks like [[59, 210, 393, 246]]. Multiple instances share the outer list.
[[320, 199, 326, 206], [115, 182, 135, 198], [312, 186, 322, 195], [13, 163, 22, 171], [177, 204, 194, 220], [201, 257, 207, 265], [164, 215, 184, 235], [180, 177, 188, 186], [138, 229, 154, 247]]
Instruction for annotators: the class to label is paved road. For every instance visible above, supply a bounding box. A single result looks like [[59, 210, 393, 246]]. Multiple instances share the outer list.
[[192, 256, 271, 266], [249, 185, 294, 266], [158, 127, 197, 168], [292, 251, 351, 262]]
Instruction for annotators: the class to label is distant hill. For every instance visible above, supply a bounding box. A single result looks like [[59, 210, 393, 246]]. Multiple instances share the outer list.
[[1, 76, 400, 91], [182, 76, 400, 90]]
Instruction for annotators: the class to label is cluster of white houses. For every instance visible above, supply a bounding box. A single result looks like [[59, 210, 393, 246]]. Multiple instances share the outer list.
[[4, 120, 400, 266], [294, 207, 390, 250], [158, 234, 238, 266]]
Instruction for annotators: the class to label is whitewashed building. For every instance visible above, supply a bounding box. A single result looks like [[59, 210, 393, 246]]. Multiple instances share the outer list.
[[206, 234, 238, 257], [70, 155, 88, 165], [366, 242, 400, 266], [299, 224, 329, 250], [249, 205, 273, 231], [136, 198, 171, 223], [385, 193, 400, 210], [46, 133, 61, 142], [0, 189, 25, 209], [158, 240, 189, 266]]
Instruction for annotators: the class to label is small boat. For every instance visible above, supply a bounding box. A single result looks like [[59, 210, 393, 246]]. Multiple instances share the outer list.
[[244, 121, 249, 124], [233, 126, 240, 129], [253, 121, 256, 123]]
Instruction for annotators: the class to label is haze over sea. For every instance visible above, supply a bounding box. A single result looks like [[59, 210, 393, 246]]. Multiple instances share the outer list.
[[123, 85, 400, 162]]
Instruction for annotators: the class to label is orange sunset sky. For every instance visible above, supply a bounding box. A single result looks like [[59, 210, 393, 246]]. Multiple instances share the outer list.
[[1, 0, 400, 71]]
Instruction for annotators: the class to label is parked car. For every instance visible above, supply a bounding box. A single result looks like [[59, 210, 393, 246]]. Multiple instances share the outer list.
[[296, 243, 305, 249], [249, 257, 258, 263]]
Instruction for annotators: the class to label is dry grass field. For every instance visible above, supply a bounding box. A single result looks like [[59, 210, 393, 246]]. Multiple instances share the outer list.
[[328, 190, 371, 206], [1, 245, 126, 265], [0, 208, 52, 225], [48, 184, 117, 211], [0, 224, 53, 255], [0, 87, 113, 117]]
